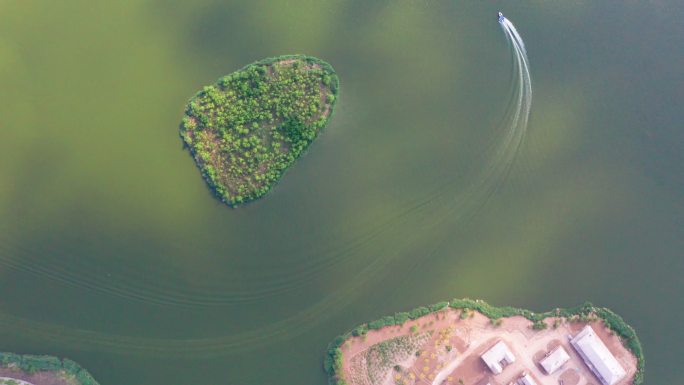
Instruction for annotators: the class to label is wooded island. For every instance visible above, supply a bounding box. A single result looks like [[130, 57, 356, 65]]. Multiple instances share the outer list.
[[180, 55, 339, 206]]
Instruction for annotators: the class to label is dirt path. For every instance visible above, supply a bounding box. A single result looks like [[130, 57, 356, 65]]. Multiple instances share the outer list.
[[0, 377, 36, 385], [0, 369, 72, 385]]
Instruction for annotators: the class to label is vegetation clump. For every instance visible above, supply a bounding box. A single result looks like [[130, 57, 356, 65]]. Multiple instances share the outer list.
[[345, 332, 431, 385], [180, 55, 339, 206], [363, 334, 430, 384]]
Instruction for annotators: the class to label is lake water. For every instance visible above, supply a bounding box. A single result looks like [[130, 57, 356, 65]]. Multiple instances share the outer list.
[[0, 1, 682, 384]]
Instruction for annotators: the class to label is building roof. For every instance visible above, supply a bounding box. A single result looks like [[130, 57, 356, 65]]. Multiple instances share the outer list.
[[481, 341, 515, 375], [540, 346, 570, 374], [517, 373, 538, 385], [570, 325, 626, 385]]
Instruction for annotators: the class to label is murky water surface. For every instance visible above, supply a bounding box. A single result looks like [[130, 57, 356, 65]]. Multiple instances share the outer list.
[[0, 1, 682, 384]]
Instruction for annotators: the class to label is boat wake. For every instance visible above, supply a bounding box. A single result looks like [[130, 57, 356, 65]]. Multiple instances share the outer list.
[[398, 12, 533, 234], [499, 14, 532, 140]]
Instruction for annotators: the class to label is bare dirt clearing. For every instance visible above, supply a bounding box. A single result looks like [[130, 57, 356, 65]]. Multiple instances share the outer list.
[[339, 309, 637, 385], [0, 368, 76, 385]]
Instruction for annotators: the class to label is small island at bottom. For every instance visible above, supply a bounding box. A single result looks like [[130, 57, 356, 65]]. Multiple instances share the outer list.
[[0, 352, 99, 385], [325, 299, 644, 385]]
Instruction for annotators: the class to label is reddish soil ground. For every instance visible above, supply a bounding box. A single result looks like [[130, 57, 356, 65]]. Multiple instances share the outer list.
[[340, 309, 638, 385], [559, 368, 580, 385]]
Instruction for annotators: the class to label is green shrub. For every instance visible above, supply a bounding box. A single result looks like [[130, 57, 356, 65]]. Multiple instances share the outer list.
[[408, 307, 430, 319], [0, 352, 21, 366], [368, 319, 386, 330], [62, 358, 82, 373], [394, 312, 410, 325], [76, 369, 99, 385], [352, 325, 368, 336], [429, 302, 448, 312], [20, 355, 62, 372]]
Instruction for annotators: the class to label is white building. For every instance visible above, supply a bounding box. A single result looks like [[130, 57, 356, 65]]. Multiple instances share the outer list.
[[540, 346, 570, 374], [481, 341, 516, 374], [517, 373, 538, 385], [570, 325, 626, 385]]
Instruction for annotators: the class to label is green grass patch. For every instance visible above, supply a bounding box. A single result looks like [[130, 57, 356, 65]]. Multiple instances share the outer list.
[[364, 334, 430, 384], [180, 54, 339, 206]]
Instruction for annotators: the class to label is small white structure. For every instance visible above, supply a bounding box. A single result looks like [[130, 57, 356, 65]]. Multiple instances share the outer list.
[[540, 346, 571, 374], [517, 373, 538, 385], [570, 325, 626, 385], [481, 341, 516, 374]]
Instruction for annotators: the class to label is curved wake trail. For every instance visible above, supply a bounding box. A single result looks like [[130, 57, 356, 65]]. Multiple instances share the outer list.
[[401, 14, 533, 233], [500, 16, 532, 144], [0, 14, 534, 357]]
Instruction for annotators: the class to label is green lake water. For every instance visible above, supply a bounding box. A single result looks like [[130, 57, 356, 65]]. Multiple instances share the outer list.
[[0, 1, 682, 384]]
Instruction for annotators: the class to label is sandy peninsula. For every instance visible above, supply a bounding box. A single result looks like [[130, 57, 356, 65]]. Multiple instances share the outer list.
[[325, 300, 643, 385]]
